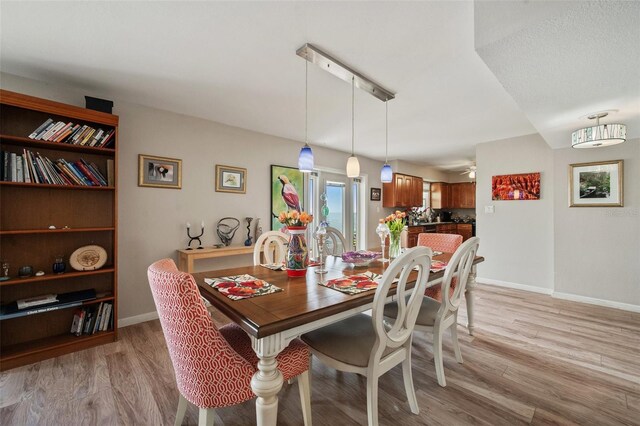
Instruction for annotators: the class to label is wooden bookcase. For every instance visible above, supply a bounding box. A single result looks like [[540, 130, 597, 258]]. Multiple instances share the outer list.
[[0, 90, 118, 371]]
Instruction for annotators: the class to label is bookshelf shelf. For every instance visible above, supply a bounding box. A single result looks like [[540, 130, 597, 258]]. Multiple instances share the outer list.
[[0, 227, 115, 235], [0, 330, 116, 371], [0, 134, 116, 156], [0, 181, 114, 190], [0, 89, 119, 371], [0, 268, 115, 287]]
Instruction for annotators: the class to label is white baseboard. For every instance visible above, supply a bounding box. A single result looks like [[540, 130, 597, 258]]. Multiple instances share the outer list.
[[118, 310, 159, 328], [552, 292, 640, 313], [476, 277, 553, 295]]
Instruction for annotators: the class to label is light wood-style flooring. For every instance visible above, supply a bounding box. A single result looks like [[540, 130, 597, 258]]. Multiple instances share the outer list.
[[1, 284, 639, 425]]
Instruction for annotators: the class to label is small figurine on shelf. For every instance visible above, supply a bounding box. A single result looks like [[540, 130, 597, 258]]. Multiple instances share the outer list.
[[217, 217, 240, 246], [52, 255, 66, 274], [254, 217, 262, 242], [0, 260, 9, 281], [244, 217, 253, 246], [186, 221, 205, 250]]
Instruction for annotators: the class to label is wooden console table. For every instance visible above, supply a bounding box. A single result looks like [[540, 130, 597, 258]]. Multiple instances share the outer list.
[[177, 246, 257, 273]]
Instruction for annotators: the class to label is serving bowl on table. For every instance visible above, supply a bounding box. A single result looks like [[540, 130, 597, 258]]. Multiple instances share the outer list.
[[341, 250, 381, 267]]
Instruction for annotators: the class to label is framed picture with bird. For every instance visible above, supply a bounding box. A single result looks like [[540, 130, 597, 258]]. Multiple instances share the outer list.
[[215, 165, 247, 193], [271, 165, 305, 231]]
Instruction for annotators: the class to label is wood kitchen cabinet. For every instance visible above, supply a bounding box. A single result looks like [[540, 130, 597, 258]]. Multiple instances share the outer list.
[[433, 182, 475, 209], [430, 182, 450, 209], [457, 223, 473, 241], [383, 173, 423, 208], [407, 226, 423, 248]]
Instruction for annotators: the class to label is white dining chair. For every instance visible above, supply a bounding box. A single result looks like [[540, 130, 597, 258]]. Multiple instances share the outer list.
[[384, 236, 479, 387], [302, 246, 433, 426], [323, 226, 348, 256], [253, 230, 288, 265]]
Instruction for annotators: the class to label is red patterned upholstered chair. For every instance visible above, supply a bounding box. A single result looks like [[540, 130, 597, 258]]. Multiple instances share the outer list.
[[417, 233, 463, 301], [147, 259, 311, 426]]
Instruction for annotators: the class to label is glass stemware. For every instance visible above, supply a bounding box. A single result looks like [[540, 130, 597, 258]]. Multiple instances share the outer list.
[[314, 222, 328, 274], [376, 222, 390, 263]]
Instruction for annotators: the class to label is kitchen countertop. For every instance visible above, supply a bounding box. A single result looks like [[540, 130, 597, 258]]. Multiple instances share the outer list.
[[407, 221, 474, 227]]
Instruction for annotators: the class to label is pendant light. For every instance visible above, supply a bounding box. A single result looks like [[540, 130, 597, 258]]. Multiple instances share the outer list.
[[346, 76, 360, 178], [571, 112, 626, 148], [380, 99, 393, 183], [298, 60, 314, 172]]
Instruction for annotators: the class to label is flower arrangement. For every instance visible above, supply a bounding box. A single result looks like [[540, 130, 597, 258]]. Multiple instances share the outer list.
[[383, 210, 406, 235], [278, 210, 313, 228]]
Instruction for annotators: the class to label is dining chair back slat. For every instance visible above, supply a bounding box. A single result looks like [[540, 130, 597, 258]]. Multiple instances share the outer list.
[[253, 231, 288, 265]]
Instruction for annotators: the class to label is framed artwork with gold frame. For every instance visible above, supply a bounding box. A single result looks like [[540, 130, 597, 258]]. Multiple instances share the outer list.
[[569, 159, 623, 207], [138, 154, 182, 189], [215, 165, 247, 194]]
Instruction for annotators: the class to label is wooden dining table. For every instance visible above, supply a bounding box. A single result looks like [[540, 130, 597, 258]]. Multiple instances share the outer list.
[[194, 252, 484, 426]]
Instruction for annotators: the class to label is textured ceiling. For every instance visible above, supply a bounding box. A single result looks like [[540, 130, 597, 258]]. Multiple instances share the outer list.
[[0, 1, 535, 170], [475, 1, 640, 149], [2, 2, 634, 169]]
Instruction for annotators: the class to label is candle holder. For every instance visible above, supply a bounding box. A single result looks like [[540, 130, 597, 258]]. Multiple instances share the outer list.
[[244, 217, 253, 246], [314, 222, 328, 274], [376, 221, 390, 263], [186, 221, 205, 250]]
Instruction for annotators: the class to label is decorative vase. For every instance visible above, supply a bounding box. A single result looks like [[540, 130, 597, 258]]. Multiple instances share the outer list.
[[389, 231, 401, 260], [286, 226, 308, 277]]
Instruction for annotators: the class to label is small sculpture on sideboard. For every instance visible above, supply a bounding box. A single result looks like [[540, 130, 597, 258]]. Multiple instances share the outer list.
[[186, 221, 205, 250]]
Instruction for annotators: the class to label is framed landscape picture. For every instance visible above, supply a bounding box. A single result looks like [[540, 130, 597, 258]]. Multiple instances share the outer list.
[[138, 154, 182, 189], [270, 165, 304, 230], [491, 172, 540, 200], [569, 160, 623, 207], [215, 165, 246, 193]]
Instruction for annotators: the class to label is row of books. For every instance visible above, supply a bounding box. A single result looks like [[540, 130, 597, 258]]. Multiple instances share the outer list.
[[71, 302, 113, 336], [28, 118, 115, 148], [1, 149, 113, 186]]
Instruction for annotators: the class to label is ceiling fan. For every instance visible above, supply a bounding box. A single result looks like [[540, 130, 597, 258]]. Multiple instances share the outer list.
[[460, 163, 477, 178]]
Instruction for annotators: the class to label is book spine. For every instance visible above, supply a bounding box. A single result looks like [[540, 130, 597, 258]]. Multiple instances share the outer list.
[[50, 122, 72, 142], [75, 309, 86, 336], [106, 159, 115, 186], [80, 128, 96, 146], [28, 151, 43, 184], [35, 122, 55, 140], [89, 129, 104, 147], [16, 156, 24, 182], [42, 121, 64, 141], [0, 301, 83, 321], [44, 157, 65, 185], [57, 161, 83, 185], [66, 161, 93, 185], [86, 161, 107, 186], [92, 302, 104, 334], [71, 125, 88, 144], [34, 154, 52, 184], [29, 118, 53, 139], [10, 153, 17, 182], [99, 303, 109, 331], [22, 150, 31, 183], [75, 161, 101, 186], [98, 130, 115, 148]]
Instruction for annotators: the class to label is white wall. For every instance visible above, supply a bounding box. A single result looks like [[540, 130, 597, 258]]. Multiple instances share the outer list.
[[475, 134, 555, 292], [1, 73, 389, 321], [553, 140, 640, 307]]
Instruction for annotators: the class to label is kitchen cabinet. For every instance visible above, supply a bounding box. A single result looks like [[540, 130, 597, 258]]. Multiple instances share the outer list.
[[434, 182, 475, 209], [457, 224, 473, 241], [407, 226, 423, 248], [382, 173, 423, 208], [430, 182, 450, 209], [436, 224, 456, 234]]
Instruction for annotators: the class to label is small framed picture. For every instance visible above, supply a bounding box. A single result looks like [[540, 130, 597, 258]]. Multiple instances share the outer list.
[[138, 154, 182, 189], [370, 187, 381, 201], [569, 160, 623, 207], [216, 165, 246, 193]]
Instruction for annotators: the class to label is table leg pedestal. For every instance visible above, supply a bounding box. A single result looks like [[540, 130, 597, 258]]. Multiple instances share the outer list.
[[465, 265, 477, 336], [251, 335, 285, 426]]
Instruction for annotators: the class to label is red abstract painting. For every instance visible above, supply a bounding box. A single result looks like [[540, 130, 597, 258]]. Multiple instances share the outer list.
[[492, 172, 541, 200]]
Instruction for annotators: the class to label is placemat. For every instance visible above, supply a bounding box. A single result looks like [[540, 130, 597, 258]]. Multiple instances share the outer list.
[[319, 271, 383, 295], [204, 274, 283, 300]]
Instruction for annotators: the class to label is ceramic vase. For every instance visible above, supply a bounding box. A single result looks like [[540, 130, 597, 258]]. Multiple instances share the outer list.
[[286, 226, 308, 277]]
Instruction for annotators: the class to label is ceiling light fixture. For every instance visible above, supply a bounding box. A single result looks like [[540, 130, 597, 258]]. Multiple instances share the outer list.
[[380, 100, 393, 183], [346, 76, 360, 178], [298, 60, 314, 172], [296, 44, 395, 178], [572, 112, 626, 148]]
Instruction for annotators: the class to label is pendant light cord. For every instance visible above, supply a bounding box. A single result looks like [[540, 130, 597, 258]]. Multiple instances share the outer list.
[[305, 60, 308, 144], [385, 100, 388, 163], [351, 76, 355, 155]]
